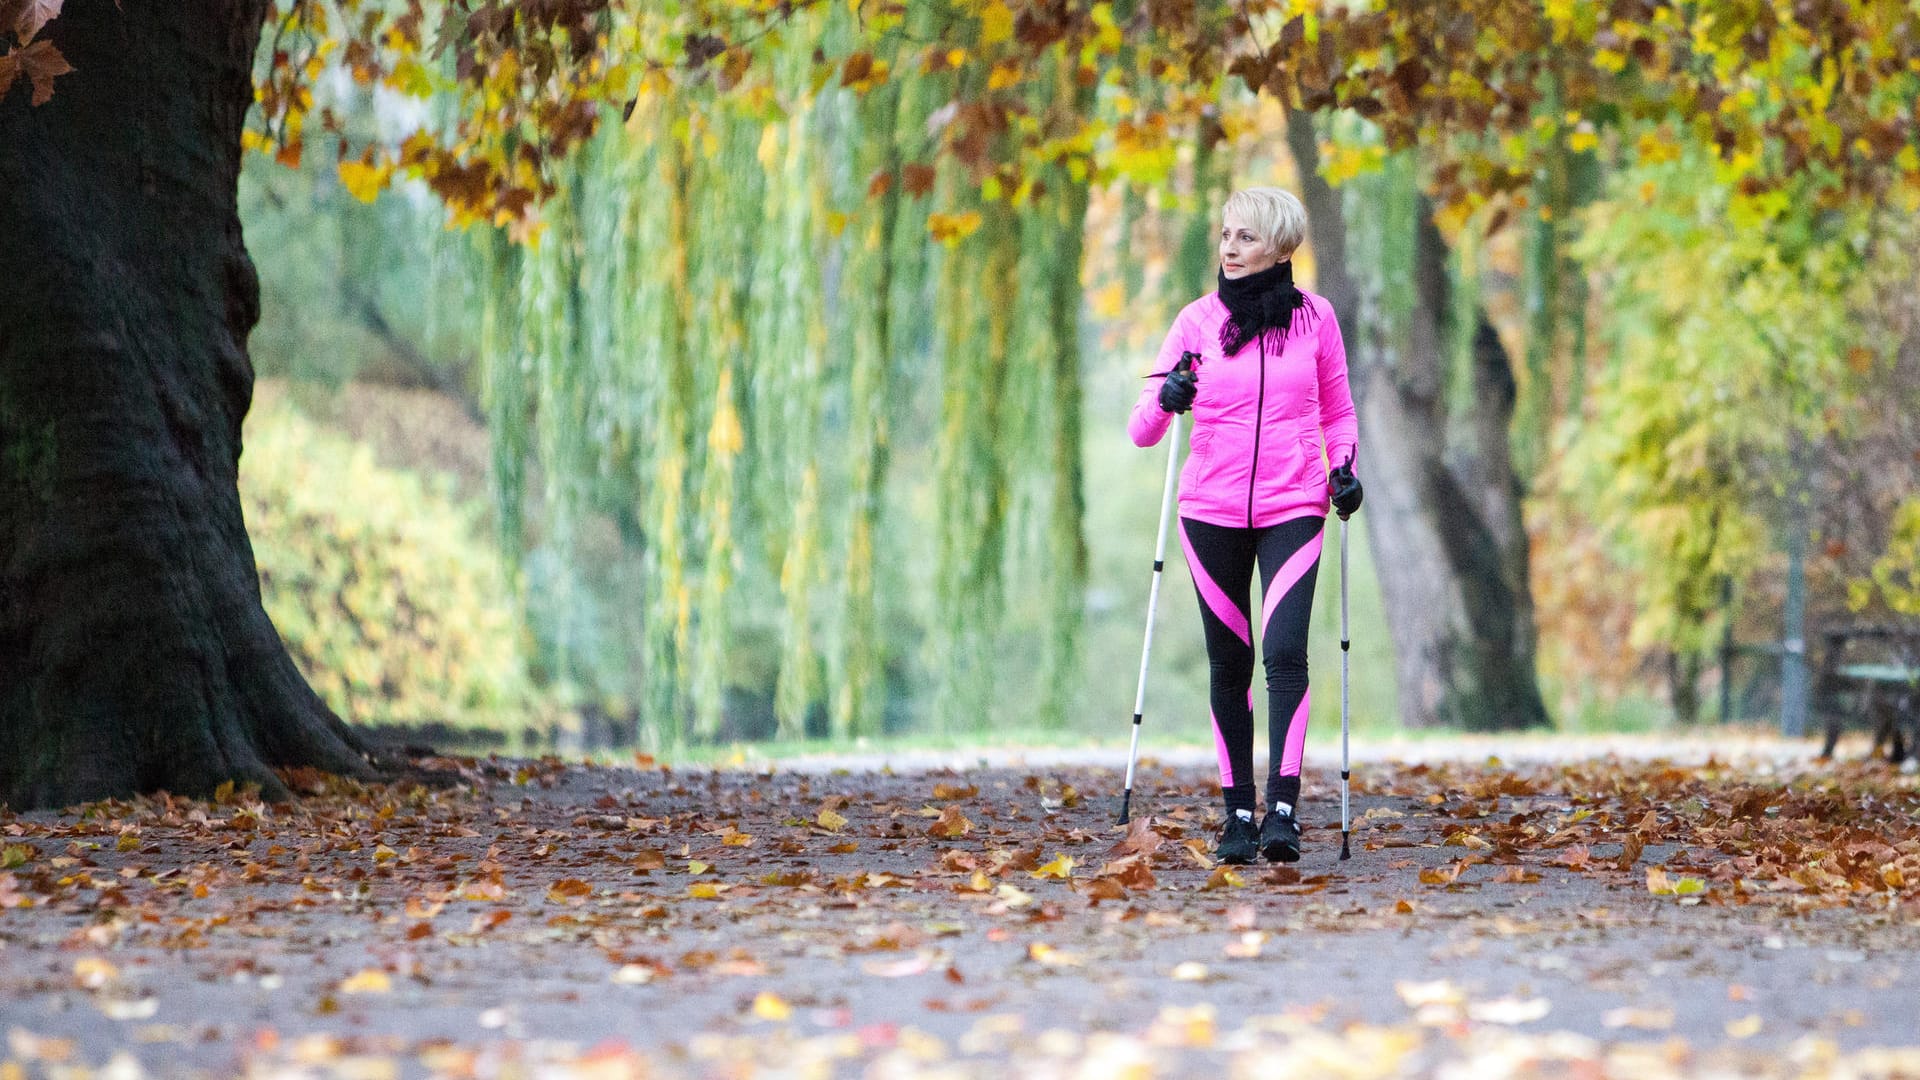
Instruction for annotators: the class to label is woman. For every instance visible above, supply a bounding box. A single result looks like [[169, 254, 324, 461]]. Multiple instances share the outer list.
[[1128, 186, 1363, 865]]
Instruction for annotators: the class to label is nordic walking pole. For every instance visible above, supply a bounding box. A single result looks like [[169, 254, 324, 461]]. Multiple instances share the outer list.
[[1119, 353, 1195, 826], [1338, 514, 1353, 860]]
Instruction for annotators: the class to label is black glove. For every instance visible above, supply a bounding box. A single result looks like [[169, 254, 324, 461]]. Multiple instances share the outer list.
[[1158, 368, 1197, 414], [1329, 456, 1363, 519]]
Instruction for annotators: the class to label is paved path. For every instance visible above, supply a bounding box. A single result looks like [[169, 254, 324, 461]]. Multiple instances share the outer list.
[[0, 746, 1915, 1078]]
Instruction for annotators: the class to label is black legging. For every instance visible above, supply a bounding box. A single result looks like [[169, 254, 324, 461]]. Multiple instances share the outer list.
[[1178, 513, 1323, 814]]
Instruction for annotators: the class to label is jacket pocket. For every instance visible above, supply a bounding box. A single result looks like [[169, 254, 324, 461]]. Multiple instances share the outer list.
[[1299, 434, 1328, 493], [1187, 427, 1215, 482]]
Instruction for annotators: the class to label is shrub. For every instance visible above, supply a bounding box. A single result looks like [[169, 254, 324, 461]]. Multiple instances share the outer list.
[[241, 390, 532, 731]]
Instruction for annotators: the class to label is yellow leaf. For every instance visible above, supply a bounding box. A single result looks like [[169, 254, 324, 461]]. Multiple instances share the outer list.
[[338, 159, 392, 203], [1029, 854, 1074, 879], [1202, 866, 1245, 890], [1027, 942, 1082, 967], [688, 861, 711, 875], [339, 969, 392, 994], [689, 882, 722, 899], [980, 0, 1013, 44], [817, 808, 848, 832], [752, 991, 792, 1020], [72, 958, 119, 989]]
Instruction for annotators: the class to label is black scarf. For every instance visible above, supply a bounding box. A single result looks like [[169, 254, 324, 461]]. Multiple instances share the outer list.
[[1217, 260, 1311, 356]]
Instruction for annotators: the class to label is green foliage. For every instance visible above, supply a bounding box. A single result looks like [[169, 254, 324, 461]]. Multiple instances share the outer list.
[[1854, 498, 1920, 617], [1564, 149, 1889, 654], [241, 391, 533, 730]]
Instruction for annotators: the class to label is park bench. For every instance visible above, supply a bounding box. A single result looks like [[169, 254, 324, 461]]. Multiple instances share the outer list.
[[1815, 624, 1920, 764]]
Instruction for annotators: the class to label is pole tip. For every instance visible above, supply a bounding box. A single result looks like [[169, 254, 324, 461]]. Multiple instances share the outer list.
[[1116, 791, 1132, 827], [1338, 833, 1351, 861]]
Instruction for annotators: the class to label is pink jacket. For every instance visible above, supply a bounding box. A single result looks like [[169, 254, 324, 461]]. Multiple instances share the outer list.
[[1129, 290, 1359, 528]]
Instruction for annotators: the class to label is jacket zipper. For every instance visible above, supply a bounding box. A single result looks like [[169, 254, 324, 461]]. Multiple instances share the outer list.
[[1247, 334, 1266, 527]]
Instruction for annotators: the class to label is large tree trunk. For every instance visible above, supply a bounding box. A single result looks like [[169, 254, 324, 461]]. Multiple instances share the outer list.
[[0, 1, 374, 809], [1287, 114, 1550, 731]]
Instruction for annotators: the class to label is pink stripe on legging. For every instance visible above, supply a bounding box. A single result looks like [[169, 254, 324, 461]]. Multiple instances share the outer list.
[[1260, 528, 1323, 638], [1179, 519, 1250, 646], [1211, 709, 1232, 787], [1279, 691, 1311, 777]]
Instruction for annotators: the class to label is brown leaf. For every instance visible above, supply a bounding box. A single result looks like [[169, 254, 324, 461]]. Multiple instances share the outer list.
[[927, 806, 973, 840], [1552, 845, 1592, 870], [8, 0, 60, 44], [1095, 854, 1156, 891], [902, 163, 937, 197], [1616, 834, 1645, 871], [1080, 877, 1127, 903], [546, 878, 593, 903], [1, 38, 70, 105], [1109, 816, 1166, 858]]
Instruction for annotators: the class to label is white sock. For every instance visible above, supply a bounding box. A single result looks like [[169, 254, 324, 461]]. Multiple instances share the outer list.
[[1272, 802, 1293, 817]]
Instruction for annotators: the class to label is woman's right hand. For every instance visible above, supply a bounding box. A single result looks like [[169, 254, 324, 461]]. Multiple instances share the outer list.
[[1158, 368, 1197, 414]]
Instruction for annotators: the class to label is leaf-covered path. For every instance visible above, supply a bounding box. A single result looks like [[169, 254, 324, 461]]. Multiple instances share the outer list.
[[2, 748, 1918, 1078]]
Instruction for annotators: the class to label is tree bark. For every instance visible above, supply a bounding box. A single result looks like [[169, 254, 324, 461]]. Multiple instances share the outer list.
[[1287, 113, 1550, 731], [0, 1, 374, 809]]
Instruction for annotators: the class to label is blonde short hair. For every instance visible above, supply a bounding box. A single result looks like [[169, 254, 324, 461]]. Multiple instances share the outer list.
[[1223, 187, 1308, 261]]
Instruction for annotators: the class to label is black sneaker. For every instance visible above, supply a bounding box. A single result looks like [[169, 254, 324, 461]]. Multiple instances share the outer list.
[[1215, 813, 1260, 865], [1260, 808, 1302, 863]]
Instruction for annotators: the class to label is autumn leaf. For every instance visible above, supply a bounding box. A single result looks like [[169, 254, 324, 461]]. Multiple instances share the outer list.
[[1094, 854, 1156, 891], [546, 878, 593, 903], [1109, 817, 1167, 859], [751, 991, 791, 1021], [901, 164, 937, 197], [338, 158, 394, 203], [0, 39, 72, 106], [926, 806, 973, 839], [1202, 866, 1245, 891], [8, 0, 61, 45], [1026, 942, 1081, 967], [1646, 867, 1706, 897], [1616, 834, 1646, 870], [469, 910, 511, 934], [926, 212, 983, 246], [817, 807, 848, 832], [1028, 853, 1074, 879], [338, 969, 392, 994]]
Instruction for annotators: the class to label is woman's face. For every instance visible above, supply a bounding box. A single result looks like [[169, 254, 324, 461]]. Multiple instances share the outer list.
[[1219, 209, 1282, 279]]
